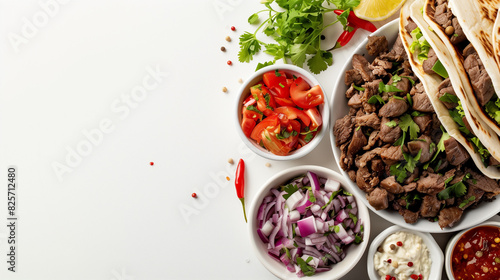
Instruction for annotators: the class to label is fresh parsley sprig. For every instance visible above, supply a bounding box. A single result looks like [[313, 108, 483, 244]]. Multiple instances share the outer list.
[[238, 0, 360, 74]]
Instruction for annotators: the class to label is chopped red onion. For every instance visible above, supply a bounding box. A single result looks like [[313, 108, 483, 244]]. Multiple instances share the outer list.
[[255, 172, 364, 277]]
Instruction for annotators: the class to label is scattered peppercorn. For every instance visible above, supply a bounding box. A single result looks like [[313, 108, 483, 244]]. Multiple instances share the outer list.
[[221, 46, 226, 52], [225, 36, 231, 42], [321, 35, 325, 40], [227, 60, 232, 65], [397, 241, 403, 246], [410, 274, 418, 280], [150, 162, 154, 166], [387, 259, 392, 263], [408, 261, 413, 267], [226, 176, 230, 181], [228, 158, 234, 164], [192, 193, 197, 198], [385, 275, 391, 280], [377, 246, 384, 253], [390, 244, 396, 250], [265, 163, 271, 167], [222, 86, 228, 93], [238, 78, 243, 83], [231, 26, 236, 31]]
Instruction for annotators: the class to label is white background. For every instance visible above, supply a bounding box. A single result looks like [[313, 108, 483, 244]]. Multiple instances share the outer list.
[[1, 1, 499, 279]]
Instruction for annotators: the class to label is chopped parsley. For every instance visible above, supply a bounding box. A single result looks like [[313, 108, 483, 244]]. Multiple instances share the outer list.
[[424, 127, 450, 169], [296, 257, 316, 277], [432, 60, 449, 79], [367, 95, 385, 105], [390, 149, 422, 183], [399, 114, 420, 140], [379, 81, 404, 93], [385, 120, 398, 128], [352, 84, 365, 91], [246, 105, 263, 115], [276, 129, 298, 140], [282, 184, 299, 200], [439, 92, 459, 104], [459, 196, 476, 208], [437, 173, 471, 200]]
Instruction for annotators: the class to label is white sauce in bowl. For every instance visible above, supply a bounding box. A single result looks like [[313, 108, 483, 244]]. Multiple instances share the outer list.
[[373, 231, 431, 280]]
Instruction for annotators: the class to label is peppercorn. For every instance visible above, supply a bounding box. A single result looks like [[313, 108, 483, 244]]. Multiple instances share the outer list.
[[231, 26, 236, 31], [222, 86, 228, 93], [150, 162, 154, 166], [408, 261, 413, 267], [225, 36, 231, 42], [227, 60, 232, 65], [192, 193, 197, 198], [397, 241, 403, 246], [221, 46, 226, 52]]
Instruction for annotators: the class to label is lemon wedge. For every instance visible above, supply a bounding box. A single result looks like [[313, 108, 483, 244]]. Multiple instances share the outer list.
[[353, 0, 406, 21]]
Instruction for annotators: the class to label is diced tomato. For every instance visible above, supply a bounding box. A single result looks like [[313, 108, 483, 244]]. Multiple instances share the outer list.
[[269, 85, 290, 99], [290, 77, 324, 109], [274, 96, 296, 107], [241, 117, 256, 138], [304, 107, 322, 129], [242, 106, 262, 121], [241, 71, 324, 156], [263, 70, 287, 89], [261, 119, 300, 156], [251, 85, 276, 116], [274, 106, 311, 127], [243, 95, 256, 107], [276, 113, 290, 127], [250, 115, 279, 141]]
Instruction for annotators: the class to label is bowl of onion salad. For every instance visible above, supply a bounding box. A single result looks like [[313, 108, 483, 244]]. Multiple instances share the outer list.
[[248, 165, 370, 279]]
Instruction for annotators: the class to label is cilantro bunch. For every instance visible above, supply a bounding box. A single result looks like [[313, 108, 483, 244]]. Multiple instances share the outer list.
[[238, 0, 360, 74]]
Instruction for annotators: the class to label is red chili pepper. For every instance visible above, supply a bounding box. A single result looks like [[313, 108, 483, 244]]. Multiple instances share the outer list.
[[235, 158, 247, 223], [334, 10, 377, 32], [331, 24, 359, 50]]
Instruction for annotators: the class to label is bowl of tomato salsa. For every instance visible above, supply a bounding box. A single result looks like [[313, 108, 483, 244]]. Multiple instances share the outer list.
[[235, 64, 329, 160], [446, 221, 500, 280]]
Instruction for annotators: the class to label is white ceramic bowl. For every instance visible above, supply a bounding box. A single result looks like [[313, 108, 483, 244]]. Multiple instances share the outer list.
[[444, 221, 500, 280], [329, 18, 500, 232], [235, 64, 329, 161], [248, 165, 370, 280], [367, 225, 443, 280]]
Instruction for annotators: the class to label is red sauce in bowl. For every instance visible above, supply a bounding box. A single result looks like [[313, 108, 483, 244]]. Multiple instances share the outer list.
[[451, 226, 500, 280]]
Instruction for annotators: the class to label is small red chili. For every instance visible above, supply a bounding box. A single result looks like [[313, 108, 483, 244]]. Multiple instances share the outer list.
[[150, 162, 154, 166], [397, 241, 403, 246], [333, 10, 377, 32], [235, 159, 247, 223], [227, 60, 233, 65], [330, 23, 359, 50], [191, 193, 197, 198], [231, 26, 236, 31], [408, 261, 413, 267]]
